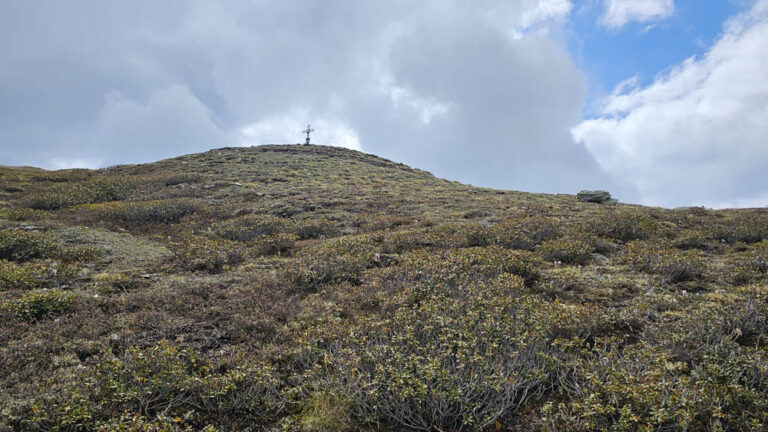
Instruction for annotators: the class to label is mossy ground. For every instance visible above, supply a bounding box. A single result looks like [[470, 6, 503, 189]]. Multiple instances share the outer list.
[[1, 145, 767, 431]]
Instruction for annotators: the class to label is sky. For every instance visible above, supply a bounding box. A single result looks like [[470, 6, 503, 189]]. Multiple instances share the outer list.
[[0, 0, 766, 209]]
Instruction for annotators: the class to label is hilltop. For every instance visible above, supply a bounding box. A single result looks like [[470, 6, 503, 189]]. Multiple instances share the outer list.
[[1, 145, 767, 431]]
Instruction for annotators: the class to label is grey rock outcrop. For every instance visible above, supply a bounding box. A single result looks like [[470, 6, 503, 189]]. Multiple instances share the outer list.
[[577, 190, 615, 204]]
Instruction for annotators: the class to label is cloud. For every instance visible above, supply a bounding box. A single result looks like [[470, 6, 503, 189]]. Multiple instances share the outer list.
[[240, 109, 361, 150], [574, 0, 768, 207], [97, 85, 228, 165], [0, 1, 621, 198], [600, 0, 675, 29]]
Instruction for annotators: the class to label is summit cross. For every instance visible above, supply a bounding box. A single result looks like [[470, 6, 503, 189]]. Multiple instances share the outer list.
[[302, 125, 315, 145]]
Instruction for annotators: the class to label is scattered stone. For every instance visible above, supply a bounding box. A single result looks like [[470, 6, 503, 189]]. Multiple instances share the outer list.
[[577, 190, 614, 204], [18, 224, 46, 231], [591, 253, 609, 262], [232, 182, 244, 187], [203, 184, 216, 189], [110, 334, 120, 342], [141, 273, 155, 279]]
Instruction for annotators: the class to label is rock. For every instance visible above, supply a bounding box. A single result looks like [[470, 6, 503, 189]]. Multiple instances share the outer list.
[[18, 224, 46, 231], [591, 253, 609, 262], [577, 190, 614, 204]]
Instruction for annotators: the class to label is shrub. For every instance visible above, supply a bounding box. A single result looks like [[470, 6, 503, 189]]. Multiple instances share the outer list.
[[0, 260, 77, 291], [171, 235, 245, 274], [711, 212, 768, 244], [672, 231, 711, 250], [25, 343, 281, 430], [538, 341, 768, 432], [1, 289, 74, 321], [159, 173, 201, 186], [299, 279, 590, 431], [290, 236, 379, 289], [295, 218, 341, 240], [621, 241, 705, 283], [92, 273, 138, 294], [215, 214, 295, 242], [22, 176, 146, 210], [249, 232, 298, 257], [589, 211, 657, 242], [537, 238, 593, 265], [0, 229, 53, 262], [725, 245, 768, 286], [395, 246, 542, 287], [79, 199, 198, 225], [468, 217, 560, 251]]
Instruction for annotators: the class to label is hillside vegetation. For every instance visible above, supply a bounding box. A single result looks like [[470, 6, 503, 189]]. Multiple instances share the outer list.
[[1, 144, 767, 431]]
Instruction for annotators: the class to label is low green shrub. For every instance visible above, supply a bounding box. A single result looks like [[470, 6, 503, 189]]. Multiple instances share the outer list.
[[0, 260, 78, 290], [537, 341, 768, 432], [23, 343, 281, 430], [249, 232, 298, 257], [710, 212, 768, 244], [468, 217, 560, 251], [295, 218, 341, 240], [621, 241, 705, 283], [171, 235, 244, 274], [1, 289, 74, 321], [79, 199, 198, 225], [383, 246, 542, 288], [0, 229, 52, 262], [295, 278, 592, 431], [22, 176, 147, 210], [588, 211, 658, 242], [537, 238, 593, 265], [290, 236, 379, 289], [215, 214, 294, 242]]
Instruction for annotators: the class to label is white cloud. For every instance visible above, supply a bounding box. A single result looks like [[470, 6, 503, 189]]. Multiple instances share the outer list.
[[0, 0, 619, 197], [46, 157, 103, 170], [97, 85, 228, 164], [600, 0, 675, 29], [574, 0, 768, 207], [241, 110, 361, 150]]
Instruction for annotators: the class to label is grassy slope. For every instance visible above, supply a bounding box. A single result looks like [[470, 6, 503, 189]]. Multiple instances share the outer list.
[[1, 144, 767, 431]]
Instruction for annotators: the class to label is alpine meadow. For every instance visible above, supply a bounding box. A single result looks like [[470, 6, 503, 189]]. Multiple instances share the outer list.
[[1, 144, 767, 431]]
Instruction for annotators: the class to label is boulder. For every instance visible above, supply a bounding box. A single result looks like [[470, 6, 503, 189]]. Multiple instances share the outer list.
[[577, 190, 614, 204]]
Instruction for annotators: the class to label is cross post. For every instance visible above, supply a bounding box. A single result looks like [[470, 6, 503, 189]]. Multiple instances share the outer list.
[[302, 125, 315, 145]]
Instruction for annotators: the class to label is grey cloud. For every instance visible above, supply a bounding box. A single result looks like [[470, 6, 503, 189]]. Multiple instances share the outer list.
[[0, 1, 626, 199]]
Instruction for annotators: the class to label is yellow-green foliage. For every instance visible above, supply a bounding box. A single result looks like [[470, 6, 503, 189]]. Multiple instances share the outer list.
[[26, 343, 279, 431], [621, 241, 705, 282], [710, 212, 768, 244], [0, 260, 78, 291], [537, 238, 593, 265], [589, 211, 658, 242], [539, 341, 768, 432], [381, 246, 542, 288], [1, 289, 74, 321], [291, 236, 379, 288], [468, 217, 560, 250], [0, 229, 53, 262], [92, 273, 138, 294], [5, 146, 768, 431], [297, 391, 352, 432], [215, 214, 295, 242], [22, 176, 147, 210], [249, 232, 298, 257], [78, 199, 198, 225], [171, 235, 244, 274]]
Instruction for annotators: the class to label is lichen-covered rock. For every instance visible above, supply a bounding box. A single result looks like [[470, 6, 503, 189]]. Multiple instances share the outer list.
[[577, 190, 613, 203]]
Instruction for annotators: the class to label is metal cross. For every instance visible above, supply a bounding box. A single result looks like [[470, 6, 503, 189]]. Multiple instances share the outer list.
[[302, 125, 315, 145]]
